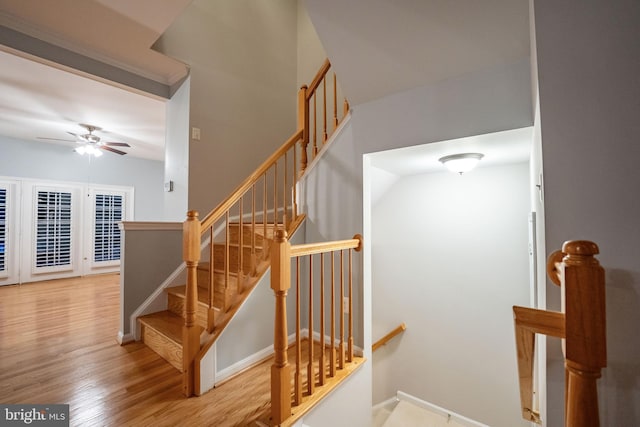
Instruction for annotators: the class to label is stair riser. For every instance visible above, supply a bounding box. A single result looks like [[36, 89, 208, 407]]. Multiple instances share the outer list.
[[167, 293, 209, 329], [196, 268, 238, 291], [141, 323, 183, 372], [225, 225, 272, 246], [213, 244, 264, 273]]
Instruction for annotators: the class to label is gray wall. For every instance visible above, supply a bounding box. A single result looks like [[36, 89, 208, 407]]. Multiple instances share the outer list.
[[154, 0, 298, 217], [120, 228, 183, 336], [533, 1, 640, 425], [216, 223, 304, 371], [0, 135, 164, 220], [297, 1, 328, 89], [371, 164, 530, 427]]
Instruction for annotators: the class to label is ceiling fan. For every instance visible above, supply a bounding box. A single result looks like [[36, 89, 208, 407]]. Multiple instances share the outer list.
[[38, 123, 131, 156]]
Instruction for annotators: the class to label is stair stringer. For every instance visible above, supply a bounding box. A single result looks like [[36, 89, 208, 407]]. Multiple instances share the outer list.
[[196, 220, 306, 395]]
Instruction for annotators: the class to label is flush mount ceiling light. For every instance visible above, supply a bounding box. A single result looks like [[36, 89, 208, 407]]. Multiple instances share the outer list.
[[438, 153, 484, 175]]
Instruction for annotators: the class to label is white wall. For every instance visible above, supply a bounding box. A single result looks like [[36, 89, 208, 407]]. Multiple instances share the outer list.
[[371, 163, 530, 427], [154, 0, 298, 217], [533, 1, 640, 425], [0, 135, 163, 220], [164, 76, 190, 221]]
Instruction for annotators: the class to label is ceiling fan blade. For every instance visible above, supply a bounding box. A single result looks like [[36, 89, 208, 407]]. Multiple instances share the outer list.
[[100, 145, 127, 156], [67, 132, 79, 138], [37, 137, 75, 142], [103, 142, 131, 147]]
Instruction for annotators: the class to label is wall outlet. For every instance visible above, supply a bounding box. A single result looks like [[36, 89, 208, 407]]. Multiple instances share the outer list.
[[343, 297, 349, 313]]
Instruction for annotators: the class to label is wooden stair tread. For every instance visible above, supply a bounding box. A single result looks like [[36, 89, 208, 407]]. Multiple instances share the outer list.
[[138, 311, 184, 345]]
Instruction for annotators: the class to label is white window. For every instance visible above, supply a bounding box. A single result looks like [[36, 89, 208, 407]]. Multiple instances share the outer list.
[[0, 188, 6, 275], [1, 177, 133, 283], [34, 189, 74, 273], [0, 180, 20, 285], [94, 193, 122, 263], [84, 187, 132, 274]]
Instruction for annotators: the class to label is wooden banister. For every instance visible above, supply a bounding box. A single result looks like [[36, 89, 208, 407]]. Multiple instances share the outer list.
[[270, 231, 364, 425], [372, 323, 407, 352], [181, 58, 349, 399], [290, 234, 363, 257], [306, 58, 331, 99], [513, 240, 606, 426], [299, 58, 350, 177]]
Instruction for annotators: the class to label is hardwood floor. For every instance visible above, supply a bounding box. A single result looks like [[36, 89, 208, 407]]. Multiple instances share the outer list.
[[0, 274, 274, 427]]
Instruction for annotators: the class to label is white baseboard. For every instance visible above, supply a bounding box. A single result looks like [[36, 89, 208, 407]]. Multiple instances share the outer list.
[[215, 332, 298, 384], [116, 331, 134, 345], [372, 395, 399, 413], [396, 391, 489, 427]]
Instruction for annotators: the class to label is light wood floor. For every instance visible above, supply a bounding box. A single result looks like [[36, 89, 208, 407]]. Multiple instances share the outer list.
[[0, 274, 276, 427]]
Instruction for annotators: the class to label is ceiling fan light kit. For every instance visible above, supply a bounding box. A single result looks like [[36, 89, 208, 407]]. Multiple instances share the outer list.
[[39, 123, 131, 157], [75, 144, 103, 157]]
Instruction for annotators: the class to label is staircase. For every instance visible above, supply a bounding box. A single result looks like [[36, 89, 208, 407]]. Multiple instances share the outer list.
[[132, 59, 362, 425], [138, 222, 283, 374]]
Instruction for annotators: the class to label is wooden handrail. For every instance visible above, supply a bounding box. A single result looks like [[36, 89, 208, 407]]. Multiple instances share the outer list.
[[290, 234, 362, 257], [513, 240, 606, 426], [372, 323, 407, 352], [200, 128, 303, 231], [306, 58, 331, 100]]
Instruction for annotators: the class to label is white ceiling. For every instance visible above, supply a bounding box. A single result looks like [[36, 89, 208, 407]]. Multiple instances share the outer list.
[[0, 0, 191, 85], [369, 127, 533, 176], [0, 48, 167, 161], [305, 0, 531, 105], [0, 0, 192, 161], [0, 0, 531, 163]]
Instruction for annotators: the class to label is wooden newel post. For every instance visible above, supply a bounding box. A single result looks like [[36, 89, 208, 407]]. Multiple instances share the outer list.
[[271, 230, 292, 424], [182, 210, 201, 397], [561, 240, 606, 427], [298, 85, 309, 176]]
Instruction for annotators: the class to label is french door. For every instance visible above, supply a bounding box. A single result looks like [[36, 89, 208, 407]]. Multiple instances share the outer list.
[[0, 177, 133, 284], [0, 180, 19, 285]]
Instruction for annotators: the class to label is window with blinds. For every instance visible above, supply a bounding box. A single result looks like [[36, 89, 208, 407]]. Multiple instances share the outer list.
[[94, 194, 122, 263], [35, 190, 72, 269], [0, 188, 6, 273]]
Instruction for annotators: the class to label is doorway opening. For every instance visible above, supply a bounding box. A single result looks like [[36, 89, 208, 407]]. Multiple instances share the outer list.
[[364, 126, 545, 427]]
